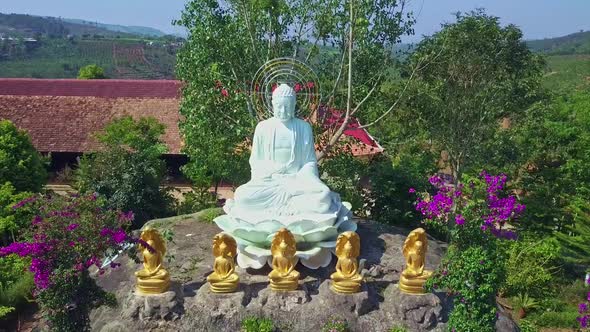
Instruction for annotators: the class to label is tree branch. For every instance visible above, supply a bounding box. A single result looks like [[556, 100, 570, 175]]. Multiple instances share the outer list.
[[316, 0, 354, 161]]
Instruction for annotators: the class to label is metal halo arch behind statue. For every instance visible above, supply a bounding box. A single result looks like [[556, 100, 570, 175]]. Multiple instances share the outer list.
[[250, 57, 321, 121]]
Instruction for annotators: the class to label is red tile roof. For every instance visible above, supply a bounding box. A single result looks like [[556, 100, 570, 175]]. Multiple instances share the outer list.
[[0, 79, 181, 99], [0, 79, 382, 157]]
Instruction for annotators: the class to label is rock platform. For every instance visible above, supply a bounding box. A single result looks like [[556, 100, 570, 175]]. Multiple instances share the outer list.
[[90, 211, 517, 332]]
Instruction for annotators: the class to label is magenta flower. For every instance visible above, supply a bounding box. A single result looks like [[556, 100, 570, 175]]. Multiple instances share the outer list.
[[32, 215, 43, 225], [408, 188, 416, 194], [66, 223, 79, 231], [455, 214, 465, 226]]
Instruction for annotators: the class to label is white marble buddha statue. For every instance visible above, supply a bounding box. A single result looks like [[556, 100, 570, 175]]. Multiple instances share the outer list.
[[226, 83, 338, 217], [215, 83, 355, 270]]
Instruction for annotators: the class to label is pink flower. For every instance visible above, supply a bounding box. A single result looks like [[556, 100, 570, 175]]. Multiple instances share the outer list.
[[408, 188, 416, 194], [220, 89, 229, 97]]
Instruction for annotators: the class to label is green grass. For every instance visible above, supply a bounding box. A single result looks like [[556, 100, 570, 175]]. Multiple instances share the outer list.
[[543, 54, 590, 92]]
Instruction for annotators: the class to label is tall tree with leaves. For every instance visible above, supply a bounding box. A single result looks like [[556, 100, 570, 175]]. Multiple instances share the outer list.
[[403, 10, 544, 183], [174, 0, 416, 188]]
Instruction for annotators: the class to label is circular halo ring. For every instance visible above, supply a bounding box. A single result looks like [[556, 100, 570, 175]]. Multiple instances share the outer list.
[[250, 57, 321, 121]]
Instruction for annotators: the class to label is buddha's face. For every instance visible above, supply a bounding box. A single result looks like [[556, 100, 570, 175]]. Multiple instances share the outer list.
[[344, 241, 353, 257], [219, 242, 228, 255], [272, 95, 296, 122]]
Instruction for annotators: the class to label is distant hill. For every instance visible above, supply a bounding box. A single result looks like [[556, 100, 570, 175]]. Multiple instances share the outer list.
[[0, 13, 170, 39], [62, 18, 166, 37], [0, 13, 135, 38], [527, 31, 590, 55]]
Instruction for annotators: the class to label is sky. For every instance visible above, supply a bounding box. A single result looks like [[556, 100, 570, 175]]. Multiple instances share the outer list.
[[2, 0, 590, 42]]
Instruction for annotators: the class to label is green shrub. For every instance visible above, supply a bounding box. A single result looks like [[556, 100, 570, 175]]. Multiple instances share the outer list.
[[0, 120, 47, 193], [0, 182, 36, 244], [320, 152, 368, 217], [75, 116, 173, 228], [321, 318, 349, 332], [0, 254, 34, 319], [367, 150, 436, 228], [174, 188, 217, 215], [241, 316, 274, 332], [77, 64, 106, 79], [427, 245, 504, 332], [517, 319, 539, 332], [388, 326, 408, 332], [502, 238, 560, 298], [532, 310, 579, 328], [200, 208, 223, 224]]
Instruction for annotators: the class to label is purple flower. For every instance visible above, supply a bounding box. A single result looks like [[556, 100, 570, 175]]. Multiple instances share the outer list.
[[112, 229, 127, 244], [66, 223, 79, 231], [455, 214, 465, 226], [580, 303, 588, 314], [408, 188, 416, 194], [32, 215, 43, 225], [579, 314, 589, 328], [118, 211, 135, 222], [12, 196, 37, 210]]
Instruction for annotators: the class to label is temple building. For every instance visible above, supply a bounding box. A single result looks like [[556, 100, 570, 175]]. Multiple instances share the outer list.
[[0, 78, 382, 186]]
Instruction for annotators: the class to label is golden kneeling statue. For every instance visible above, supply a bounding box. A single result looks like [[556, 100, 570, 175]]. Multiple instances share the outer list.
[[135, 227, 170, 295], [331, 231, 363, 294], [207, 233, 239, 293], [399, 228, 432, 295], [268, 228, 299, 291]]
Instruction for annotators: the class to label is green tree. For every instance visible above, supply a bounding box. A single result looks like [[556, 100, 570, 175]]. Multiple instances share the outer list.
[[174, 0, 416, 188], [77, 64, 106, 79], [0, 120, 47, 193], [513, 90, 590, 263], [75, 116, 172, 227], [403, 10, 544, 183]]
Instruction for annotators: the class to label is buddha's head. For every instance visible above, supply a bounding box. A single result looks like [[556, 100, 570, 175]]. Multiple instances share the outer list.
[[272, 83, 296, 122], [344, 241, 353, 257]]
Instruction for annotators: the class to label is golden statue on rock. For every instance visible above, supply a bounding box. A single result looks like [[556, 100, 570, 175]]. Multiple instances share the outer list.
[[135, 227, 170, 295], [399, 228, 432, 295], [207, 233, 239, 293], [331, 231, 363, 294], [268, 228, 299, 291]]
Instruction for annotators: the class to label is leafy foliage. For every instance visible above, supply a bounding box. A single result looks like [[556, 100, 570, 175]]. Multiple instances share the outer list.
[[427, 245, 504, 332], [77, 64, 106, 79], [367, 146, 436, 227], [241, 316, 274, 332], [75, 116, 173, 228], [0, 254, 33, 320], [0, 182, 36, 244], [173, 189, 218, 216], [513, 90, 590, 263], [321, 317, 350, 332], [404, 10, 544, 182], [0, 120, 47, 193], [502, 238, 560, 298]]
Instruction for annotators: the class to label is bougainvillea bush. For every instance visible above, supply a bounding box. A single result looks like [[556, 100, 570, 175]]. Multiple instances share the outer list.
[[579, 277, 590, 329], [0, 193, 138, 331], [411, 171, 525, 331]]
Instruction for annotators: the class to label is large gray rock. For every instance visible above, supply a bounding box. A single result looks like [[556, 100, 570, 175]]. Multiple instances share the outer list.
[[89, 215, 517, 332]]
